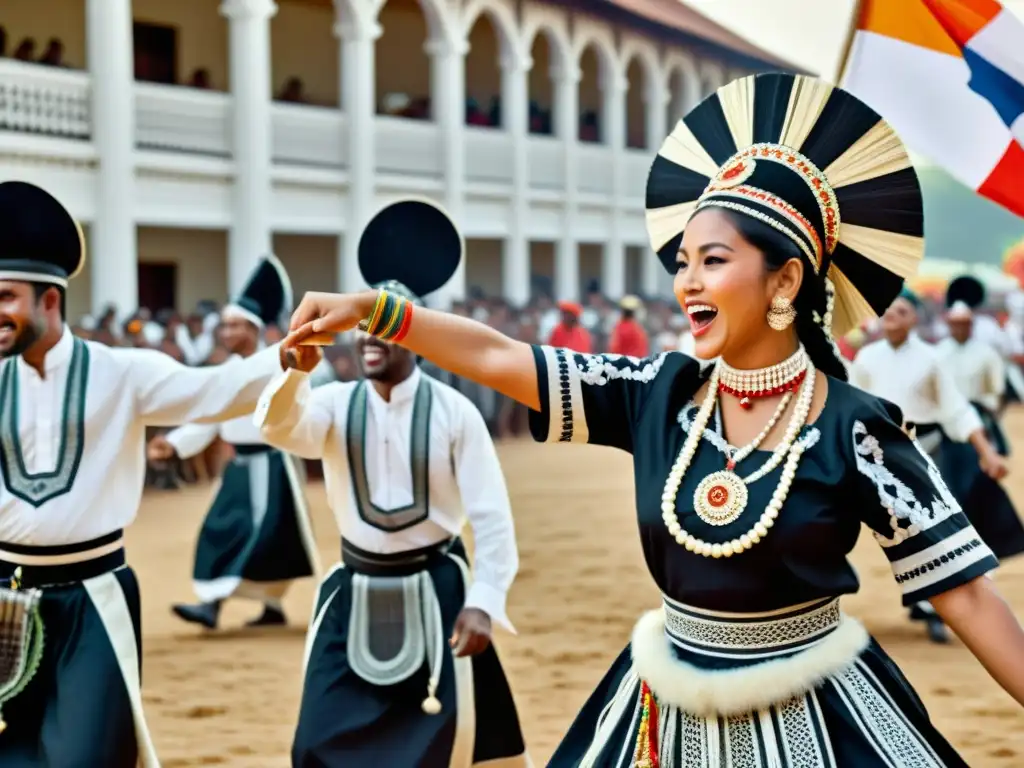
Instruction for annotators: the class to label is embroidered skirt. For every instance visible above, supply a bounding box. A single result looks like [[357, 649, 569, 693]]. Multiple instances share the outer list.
[[937, 407, 1024, 561], [292, 538, 529, 767], [550, 596, 969, 767], [192, 446, 319, 603], [0, 535, 159, 768]]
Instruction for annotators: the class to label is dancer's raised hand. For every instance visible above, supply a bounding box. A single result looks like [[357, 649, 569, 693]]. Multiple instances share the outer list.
[[280, 343, 323, 373], [285, 290, 377, 347]]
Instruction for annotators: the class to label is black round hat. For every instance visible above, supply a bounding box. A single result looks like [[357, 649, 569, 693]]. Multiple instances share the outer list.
[[0, 181, 85, 287], [358, 198, 462, 301]]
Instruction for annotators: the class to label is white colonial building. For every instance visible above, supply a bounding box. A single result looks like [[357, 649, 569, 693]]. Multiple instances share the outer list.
[[0, 0, 790, 320]]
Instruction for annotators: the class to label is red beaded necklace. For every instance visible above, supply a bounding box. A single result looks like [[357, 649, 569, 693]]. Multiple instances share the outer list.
[[718, 368, 807, 410]]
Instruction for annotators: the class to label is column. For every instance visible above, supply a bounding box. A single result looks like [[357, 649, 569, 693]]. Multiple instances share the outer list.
[[221, 0, 277, 295], [86, 0, 137, 317], [334, 2, 381, 293], [641, 79, 669, 299], [641, 247, 662, 298], [602, 73, 627, 300], [645, 78, 669, 154], [501, 51, 531, 307], [553, 65, 580, 301], [427, 36, 469, 308]]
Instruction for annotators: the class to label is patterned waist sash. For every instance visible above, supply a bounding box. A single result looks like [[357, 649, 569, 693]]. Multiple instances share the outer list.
[[663, 596, 842, 664], [631, 596, 869, 717]]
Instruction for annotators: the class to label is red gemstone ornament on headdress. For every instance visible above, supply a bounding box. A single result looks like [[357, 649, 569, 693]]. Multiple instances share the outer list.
[[712, 158, 756, 190]]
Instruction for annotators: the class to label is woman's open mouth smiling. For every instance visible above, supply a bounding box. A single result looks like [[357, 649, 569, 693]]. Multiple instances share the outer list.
[[686, 303, 719, 337]]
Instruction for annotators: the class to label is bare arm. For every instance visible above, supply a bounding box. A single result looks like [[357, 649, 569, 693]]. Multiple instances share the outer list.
[[288, 291, 541, 410], [932, 577, 1024, 706]]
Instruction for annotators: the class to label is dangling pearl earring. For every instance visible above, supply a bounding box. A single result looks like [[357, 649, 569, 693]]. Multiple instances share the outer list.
[[767, 296, 796, 331]]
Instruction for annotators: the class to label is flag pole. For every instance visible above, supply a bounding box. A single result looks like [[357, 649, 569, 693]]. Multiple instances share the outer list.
[[833, 0, 865, 84]]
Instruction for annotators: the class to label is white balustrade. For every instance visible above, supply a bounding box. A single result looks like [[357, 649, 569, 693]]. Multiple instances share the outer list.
[[272, 104, 347, 168], [464, 126, 514, 185], [576, 143, 614, 195], [623, 150, 652, 201], [1, 61, 647, 201], [134, 84, 231, 156], [374, 115, 442, 177], [0, 61, 91, 139], [526, 135, 564, 190]]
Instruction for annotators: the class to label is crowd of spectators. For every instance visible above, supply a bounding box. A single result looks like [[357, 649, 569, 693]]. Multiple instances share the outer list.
[[76, 281, 999, 494], [72, 287, 694, 489]]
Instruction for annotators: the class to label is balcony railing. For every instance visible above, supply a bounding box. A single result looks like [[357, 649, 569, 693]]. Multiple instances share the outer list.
[[0, 60, 90, 139], [0, 60, 651, 200]]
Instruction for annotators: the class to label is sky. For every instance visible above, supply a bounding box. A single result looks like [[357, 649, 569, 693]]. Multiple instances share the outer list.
[[688, 0, 1024, 79]]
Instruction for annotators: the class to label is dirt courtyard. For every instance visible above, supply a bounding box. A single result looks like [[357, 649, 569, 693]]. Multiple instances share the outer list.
[[134, 413, 1024, 767]]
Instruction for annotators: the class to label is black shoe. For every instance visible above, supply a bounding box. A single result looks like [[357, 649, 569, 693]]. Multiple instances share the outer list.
[[926, 617, 950, 644], [246, 605, 287, 627], [172, 601, 220, 630]]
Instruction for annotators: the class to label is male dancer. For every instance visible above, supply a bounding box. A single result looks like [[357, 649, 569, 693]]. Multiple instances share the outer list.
[[935, 299, 1024, 560], [0, 181, 283, 766], [940, 275, 1024, 405], [850, 288, 1008, 643], [148, 255, 320, 629], [256, 200, 530, 766]]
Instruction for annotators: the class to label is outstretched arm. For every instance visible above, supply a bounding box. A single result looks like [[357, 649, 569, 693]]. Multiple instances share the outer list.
[[932, 577, 1024, 706], [286, 291, 540, 409], [254, 362, 337, 460], [125, 345, 282, 427]]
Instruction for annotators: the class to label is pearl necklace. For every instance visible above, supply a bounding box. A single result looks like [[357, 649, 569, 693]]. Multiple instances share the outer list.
[[718, 347, 808, 409], [661, 358, 815, 557]]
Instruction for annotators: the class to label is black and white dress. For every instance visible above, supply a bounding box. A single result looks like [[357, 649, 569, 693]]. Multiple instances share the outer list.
[[255, 366, 529, 767], [166, 411, 319, 605], [529, 345, 997, 767]]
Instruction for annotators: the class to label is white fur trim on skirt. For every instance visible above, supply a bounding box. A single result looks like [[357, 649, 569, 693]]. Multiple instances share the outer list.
[[630, 601, 870, 718]]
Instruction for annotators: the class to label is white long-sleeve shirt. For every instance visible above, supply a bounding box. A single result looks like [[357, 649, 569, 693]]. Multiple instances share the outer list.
[[253, 366, 519, 632], [850, 333, 982, 441], [935, 337, 1005, 413], [0, 327, 281, 545], [165, 348, 333, 458]]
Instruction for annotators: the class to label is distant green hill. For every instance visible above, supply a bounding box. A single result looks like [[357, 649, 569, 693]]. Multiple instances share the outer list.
[[919, 165, 1024, 264]]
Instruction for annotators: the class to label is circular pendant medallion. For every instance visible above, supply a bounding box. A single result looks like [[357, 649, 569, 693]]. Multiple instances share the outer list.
[[693, 471, 748, 527]]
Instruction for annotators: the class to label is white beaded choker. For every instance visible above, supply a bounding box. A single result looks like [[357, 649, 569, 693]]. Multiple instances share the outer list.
[[718, 346, 808, 396]]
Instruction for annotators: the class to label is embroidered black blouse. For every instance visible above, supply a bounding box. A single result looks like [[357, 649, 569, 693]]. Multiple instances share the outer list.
[[529, 346, 998, 612]]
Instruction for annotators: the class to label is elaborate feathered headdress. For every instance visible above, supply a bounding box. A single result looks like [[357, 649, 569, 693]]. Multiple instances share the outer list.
[[645, 73, 925, 337]]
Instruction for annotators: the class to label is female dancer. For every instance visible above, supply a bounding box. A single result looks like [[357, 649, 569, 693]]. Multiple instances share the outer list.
[[283, 74, 1024, 765]]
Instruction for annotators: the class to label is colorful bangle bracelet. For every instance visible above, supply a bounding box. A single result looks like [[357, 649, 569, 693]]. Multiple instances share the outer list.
[[392, 301, 414, 342]]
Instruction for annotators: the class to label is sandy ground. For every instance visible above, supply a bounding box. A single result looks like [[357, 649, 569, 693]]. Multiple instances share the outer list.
[[136, 412, 1024, 767]]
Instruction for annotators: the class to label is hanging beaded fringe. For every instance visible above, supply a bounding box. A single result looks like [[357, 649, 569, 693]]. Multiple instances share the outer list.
[[632, 681, 660, 768], [813, 276, 845, 362]]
